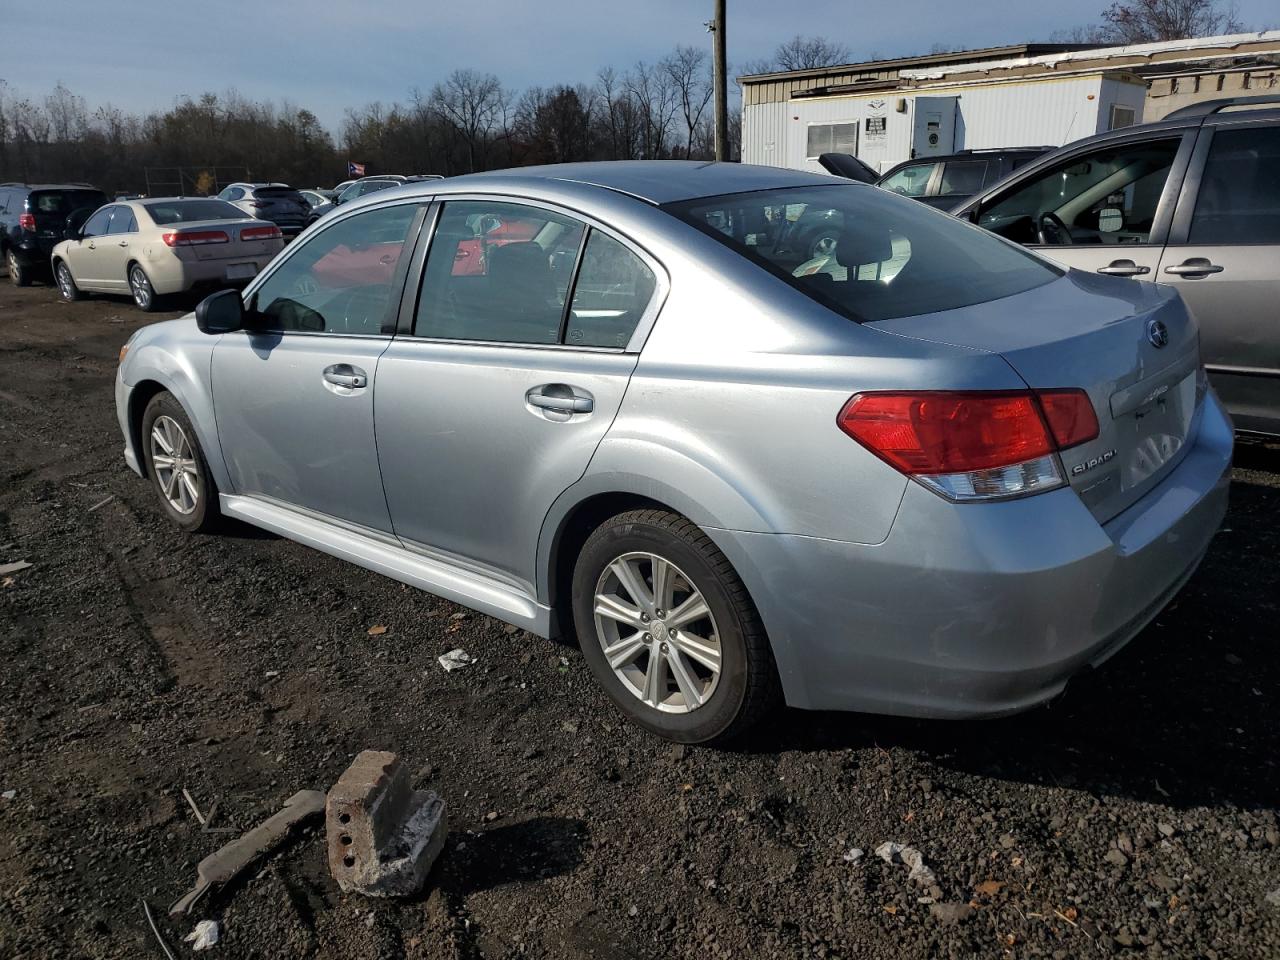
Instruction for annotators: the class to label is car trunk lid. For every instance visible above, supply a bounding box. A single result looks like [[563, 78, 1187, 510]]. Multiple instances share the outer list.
[[164, 218, 281, 263], [866, 270, 1204, 523]]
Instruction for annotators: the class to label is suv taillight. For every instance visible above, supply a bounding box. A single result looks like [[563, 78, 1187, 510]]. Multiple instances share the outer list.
[[18, 213, 36, 231], [837, 390, 1098, 502]]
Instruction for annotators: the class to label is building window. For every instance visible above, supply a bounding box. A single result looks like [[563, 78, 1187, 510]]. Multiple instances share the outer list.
[[806, 122, 858, 159], [1109, 105, 1136, 131]]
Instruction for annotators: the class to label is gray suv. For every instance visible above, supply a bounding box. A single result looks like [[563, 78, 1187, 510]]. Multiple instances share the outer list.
[[953, 96, 1280, 437]]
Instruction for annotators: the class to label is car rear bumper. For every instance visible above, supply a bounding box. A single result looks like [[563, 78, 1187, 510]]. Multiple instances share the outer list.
[[146, 253, 278, 295], [710, 391, 1234, 717]]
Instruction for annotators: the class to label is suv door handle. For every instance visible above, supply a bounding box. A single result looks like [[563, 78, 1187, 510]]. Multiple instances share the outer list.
[[1096, 259, 1150, 277], [1164, 258, 1223, 277], [527, 385, 593, 415], [322, 364, 368, 389]]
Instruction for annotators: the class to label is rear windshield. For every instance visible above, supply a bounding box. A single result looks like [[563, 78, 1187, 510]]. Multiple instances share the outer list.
[[144, 199, 247, 224], [30, 190, 108, 216], [664, 184, 1059, 323]]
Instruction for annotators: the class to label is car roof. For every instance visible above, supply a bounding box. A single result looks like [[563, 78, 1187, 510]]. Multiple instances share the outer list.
[[447, 160, 837, 205]]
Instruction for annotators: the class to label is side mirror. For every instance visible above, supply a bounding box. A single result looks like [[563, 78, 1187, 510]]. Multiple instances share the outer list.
[[195, 289, 245, 334]]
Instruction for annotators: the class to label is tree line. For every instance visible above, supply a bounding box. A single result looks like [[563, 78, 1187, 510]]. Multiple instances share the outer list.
[[0, 42, 745, 194]]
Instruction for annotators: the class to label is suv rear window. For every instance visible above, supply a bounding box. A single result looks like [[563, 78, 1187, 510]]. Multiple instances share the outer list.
[[665, 184, 1059, 323], [145, 199, 247, 224], [30, 189, 108, 216]]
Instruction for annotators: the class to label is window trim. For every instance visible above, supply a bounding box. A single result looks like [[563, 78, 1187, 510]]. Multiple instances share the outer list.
[[237, 197, 429, 339], [394, 192, 669, 355], [1166, 120, 1280, 248]]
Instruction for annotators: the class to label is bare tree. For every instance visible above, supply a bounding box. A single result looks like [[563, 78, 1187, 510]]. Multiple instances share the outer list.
[[1063, 0, 1245, 44], [773, 35, 852, 71], [626, 61, 679, 159], [663, 46, 713, 159], [430, 69, 507, 172]]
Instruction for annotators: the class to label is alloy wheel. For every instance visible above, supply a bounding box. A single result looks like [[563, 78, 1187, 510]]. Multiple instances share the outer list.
[[57, 264, 75, 299], [593, 551, 722, 713], [130, 266, 152, 309], [149, 415, 199, 515]]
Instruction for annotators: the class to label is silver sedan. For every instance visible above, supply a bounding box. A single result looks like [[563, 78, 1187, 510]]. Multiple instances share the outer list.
[[113, 162, 1232, 743]]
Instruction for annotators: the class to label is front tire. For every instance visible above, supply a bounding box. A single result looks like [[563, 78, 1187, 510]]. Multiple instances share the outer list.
[[6, 248, 32, 287], [572, 509, 778, 744], [129, 263, 160, 312], [55, 260, 84, 301], [140, 392, 221, 533]]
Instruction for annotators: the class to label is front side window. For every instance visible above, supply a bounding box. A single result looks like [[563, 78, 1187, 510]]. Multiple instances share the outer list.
[[1188, 126, 1280, 245], [978, 137, 1181, 246], [250, 203, 418, 335], [665, 184, 1058, 323], [81, 207, 113, 238], [879, 163, 937, 198], [414, 201, 586, 344]]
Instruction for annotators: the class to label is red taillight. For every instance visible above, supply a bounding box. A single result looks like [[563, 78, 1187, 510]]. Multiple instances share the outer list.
[[240, 225, 283, 242], [837, 388, 1099, 501], [18, 213, 36, 230], [162, 230, 230, 247], [1035, 389, 1099, 449], [838, 392, 1055, 475]]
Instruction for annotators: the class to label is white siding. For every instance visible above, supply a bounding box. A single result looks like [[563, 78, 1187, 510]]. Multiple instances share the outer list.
[[745, 74, 1120, 174], [1096, 77, 1149, 133]]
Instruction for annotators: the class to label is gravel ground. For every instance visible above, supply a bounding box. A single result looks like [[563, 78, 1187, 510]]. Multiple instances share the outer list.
[[1, 280, 1278, 960]]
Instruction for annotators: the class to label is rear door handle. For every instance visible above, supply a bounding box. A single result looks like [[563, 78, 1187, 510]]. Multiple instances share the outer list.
[[527, 385, 593, 415], [1164, 259, 1223, 277], [322, 364, 368, 389], [117, 240, 129, 247], [1096, 259, 1150, 277]]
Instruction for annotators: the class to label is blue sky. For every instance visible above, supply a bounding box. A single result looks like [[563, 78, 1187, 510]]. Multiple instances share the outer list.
[[5, 0, 1276, 133]]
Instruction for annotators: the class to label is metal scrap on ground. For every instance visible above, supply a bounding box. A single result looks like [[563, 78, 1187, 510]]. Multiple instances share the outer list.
[[169, 789, 326, 916], [438, 648, 475, 672]]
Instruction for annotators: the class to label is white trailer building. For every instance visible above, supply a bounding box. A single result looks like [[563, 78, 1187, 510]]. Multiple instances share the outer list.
[[740, 32, 1280, 174]]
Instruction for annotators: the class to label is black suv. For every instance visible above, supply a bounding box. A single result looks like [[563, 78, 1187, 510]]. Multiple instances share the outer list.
[[869, 147, 1054, 210], [0, 183, 109, 285], [952, 95, 1280, 436]]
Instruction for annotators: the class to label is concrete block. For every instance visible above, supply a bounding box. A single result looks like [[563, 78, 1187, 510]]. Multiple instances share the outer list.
[[327, 750, 447, 897]]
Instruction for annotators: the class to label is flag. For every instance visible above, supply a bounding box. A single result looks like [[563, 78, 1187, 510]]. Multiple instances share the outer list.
[[348, 161, 366, 177]]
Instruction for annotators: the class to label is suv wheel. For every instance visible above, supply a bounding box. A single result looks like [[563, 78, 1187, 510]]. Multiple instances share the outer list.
[[6, 249, 31, 287], [129, 264, 159, 312], [572, 509, 778, 744], [55, 261, 84, 301], [140, 392, 221, 533]]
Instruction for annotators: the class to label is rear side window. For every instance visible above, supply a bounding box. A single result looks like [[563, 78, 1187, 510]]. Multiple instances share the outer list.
[[938, 160, 989, 196], [108, 208, 137, 234], [1188, 126, 1280, 245], [665, 184, 1058, 323], [414, 201, 586, 345], [566, 232, 657, 348]]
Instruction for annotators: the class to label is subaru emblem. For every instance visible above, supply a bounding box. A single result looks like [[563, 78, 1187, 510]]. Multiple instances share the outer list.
[[1146, 319, 1169, 349]]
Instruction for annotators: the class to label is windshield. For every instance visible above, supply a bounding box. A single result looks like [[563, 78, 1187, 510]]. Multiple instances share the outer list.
[[144, 199, 247, 224], [664, 184, 1059, 323]]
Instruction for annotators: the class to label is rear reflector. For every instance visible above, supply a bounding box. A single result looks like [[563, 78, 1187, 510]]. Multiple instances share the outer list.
[[162, 230, 230, 247], [18, 213, 35, 230], [837, 389, 1098, 502], [240, 225, 283, 242]]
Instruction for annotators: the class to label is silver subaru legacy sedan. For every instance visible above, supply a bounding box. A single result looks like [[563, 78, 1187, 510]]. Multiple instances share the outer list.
[[114, 161, 1232, 743]]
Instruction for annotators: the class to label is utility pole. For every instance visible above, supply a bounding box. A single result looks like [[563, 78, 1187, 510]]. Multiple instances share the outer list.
[[712, 0, 728, 161]]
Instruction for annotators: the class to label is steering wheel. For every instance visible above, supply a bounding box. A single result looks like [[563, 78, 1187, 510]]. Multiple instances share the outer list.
[[1036, 212, 1074, 246]]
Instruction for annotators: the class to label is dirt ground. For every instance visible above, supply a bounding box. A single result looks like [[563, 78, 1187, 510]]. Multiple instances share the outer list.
[[1, 277, 1278, 960]]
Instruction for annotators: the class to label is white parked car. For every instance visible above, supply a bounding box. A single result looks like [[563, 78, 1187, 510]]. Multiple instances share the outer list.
[[51, 198, 285, 311]]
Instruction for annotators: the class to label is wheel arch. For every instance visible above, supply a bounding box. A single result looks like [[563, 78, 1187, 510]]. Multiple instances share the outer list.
[[122, 355, 229, 494]]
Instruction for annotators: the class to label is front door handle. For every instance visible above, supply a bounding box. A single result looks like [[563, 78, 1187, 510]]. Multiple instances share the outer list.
[[1164, 258, 1223, 277], [527, 384, 593, 416], [322, 364, 368, 389], [117, 240, 129, 247], [1096, 259, 1150, 277]]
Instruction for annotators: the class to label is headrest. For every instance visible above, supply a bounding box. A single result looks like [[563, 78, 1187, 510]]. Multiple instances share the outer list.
[[835, 220, 894, 268], [489, 242, 548, 276]]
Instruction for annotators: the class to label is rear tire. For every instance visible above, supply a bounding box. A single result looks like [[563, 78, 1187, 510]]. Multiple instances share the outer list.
[[55, 260, 84, 301], [6, 248, 32, 287], [140, 392, 221, 534], [571, 509, 779, 744], [129, 263, 160, 312]]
